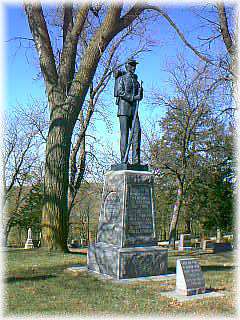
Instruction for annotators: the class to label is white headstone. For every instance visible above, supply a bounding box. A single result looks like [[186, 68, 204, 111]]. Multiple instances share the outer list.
[[176, 258, 205, 296], [178, 234, 184, 251], [178, 234, 192, 251], [202, 240, 207, 251], [216, 228, 221, 243], [24, 228, 34, 249], [28, 228, 32, 239]]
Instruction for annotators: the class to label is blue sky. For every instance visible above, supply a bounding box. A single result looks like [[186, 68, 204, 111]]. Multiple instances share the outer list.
[[6, 4, 45, 110], [4, 3, 230, 153], [5, 4, 208, 109]]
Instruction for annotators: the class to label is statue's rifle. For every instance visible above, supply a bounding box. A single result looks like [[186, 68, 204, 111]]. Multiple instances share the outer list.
[[123, 80, 143, 164]]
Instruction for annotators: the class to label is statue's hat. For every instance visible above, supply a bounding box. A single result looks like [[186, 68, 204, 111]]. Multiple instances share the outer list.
[[126, 58, 138, 66]]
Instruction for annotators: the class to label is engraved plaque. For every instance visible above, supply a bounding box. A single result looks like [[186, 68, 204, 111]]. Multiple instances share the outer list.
[[126, 184, 153, 238], [120, 250, 168, 278]]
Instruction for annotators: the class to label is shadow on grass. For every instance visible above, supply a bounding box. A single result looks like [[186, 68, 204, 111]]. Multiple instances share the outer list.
[[205, 287, 227, 292], [201, 265, 235, 272], [160, 265, 234, 278], [6, 274, 57, 283], [167, 267, 176, 274], [68, 250, 87, 256]]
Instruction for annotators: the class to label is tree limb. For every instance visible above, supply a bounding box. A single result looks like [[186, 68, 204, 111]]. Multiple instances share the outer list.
[[6, 138, 32, 195], [58, 5, 90, 91], [118, 5, 145, 29], [144, 5, 213, 64], [24, 3, 58, 89], [63, 3, 73, 45], [216, 2, 235, 56]]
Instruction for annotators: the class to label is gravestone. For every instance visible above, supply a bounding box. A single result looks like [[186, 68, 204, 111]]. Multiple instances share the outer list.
[[202, 238, 217, 251], [178, 234, 192, 251], [213, 242, 232, 253], [88, 170, 168, 279], [24, 228, 34, 249], [201, 239, 208, 251], [176, 258, 205, 296], [216, 228, 221, 243]]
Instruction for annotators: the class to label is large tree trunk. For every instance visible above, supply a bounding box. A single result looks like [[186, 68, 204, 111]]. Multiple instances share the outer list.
[[41, 94, 73, 251], [4, 223, 11, 247], [184, 218, 191, 234], [168, 180, 183, 248], [183, 198, 191, 234]]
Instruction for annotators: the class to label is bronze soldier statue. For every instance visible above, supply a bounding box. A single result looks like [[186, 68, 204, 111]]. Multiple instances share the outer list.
[[114, 58, 143, 164]]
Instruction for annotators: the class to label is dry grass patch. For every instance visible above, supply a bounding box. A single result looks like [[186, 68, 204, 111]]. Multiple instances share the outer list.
[[4, 248, 237, 316]]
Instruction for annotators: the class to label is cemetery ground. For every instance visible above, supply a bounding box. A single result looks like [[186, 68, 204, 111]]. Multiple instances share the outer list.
[[4, 248, 237, 317]]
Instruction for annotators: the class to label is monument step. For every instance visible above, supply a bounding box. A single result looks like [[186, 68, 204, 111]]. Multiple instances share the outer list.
[[88, 242, 168, 279]]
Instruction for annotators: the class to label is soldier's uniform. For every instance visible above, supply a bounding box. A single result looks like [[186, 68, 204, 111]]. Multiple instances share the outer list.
[[114, 59, 143, 163]]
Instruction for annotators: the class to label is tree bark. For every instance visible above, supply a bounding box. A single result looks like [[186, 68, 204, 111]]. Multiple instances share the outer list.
[[184, 217, 191, 234], [168, 179, 183, 248], [216, 3, 235, 57], [41, 93, 72, 251], [4, 222, 12, 246], [183, 198, 191, 233]]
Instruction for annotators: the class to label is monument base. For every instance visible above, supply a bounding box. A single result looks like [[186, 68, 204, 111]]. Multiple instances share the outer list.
[[88, 242, 168, 279], [24, 240, 34, 249]]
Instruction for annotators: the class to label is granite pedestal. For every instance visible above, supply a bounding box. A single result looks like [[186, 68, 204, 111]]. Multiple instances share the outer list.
[[88, 170, 168, 279]]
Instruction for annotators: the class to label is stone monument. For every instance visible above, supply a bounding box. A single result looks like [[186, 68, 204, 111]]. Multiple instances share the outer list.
[[176, 258, 205, 295], [87, 58, 168, 279], [24, 228, 34, 249], [88, 170, 168, 279]]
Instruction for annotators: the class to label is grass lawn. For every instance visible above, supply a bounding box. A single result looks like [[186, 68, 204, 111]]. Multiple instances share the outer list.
[[4, 248, 237, 317]]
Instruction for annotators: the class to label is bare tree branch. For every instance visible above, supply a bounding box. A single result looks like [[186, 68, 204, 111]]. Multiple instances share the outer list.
[[5, 36, 34, 42], [6, 137, 32, 195], [144, 5, 212, 64], [63, 4, 73, 45], [216, 2, 235, 56], [59, 5, 90, 91], [24, 3, 58, 89], [118, 5, 145, 29]]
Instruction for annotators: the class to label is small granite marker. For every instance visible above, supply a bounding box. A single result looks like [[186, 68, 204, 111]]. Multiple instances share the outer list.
[[176, 258, 205, 296], [160, 258, 225, 301]]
